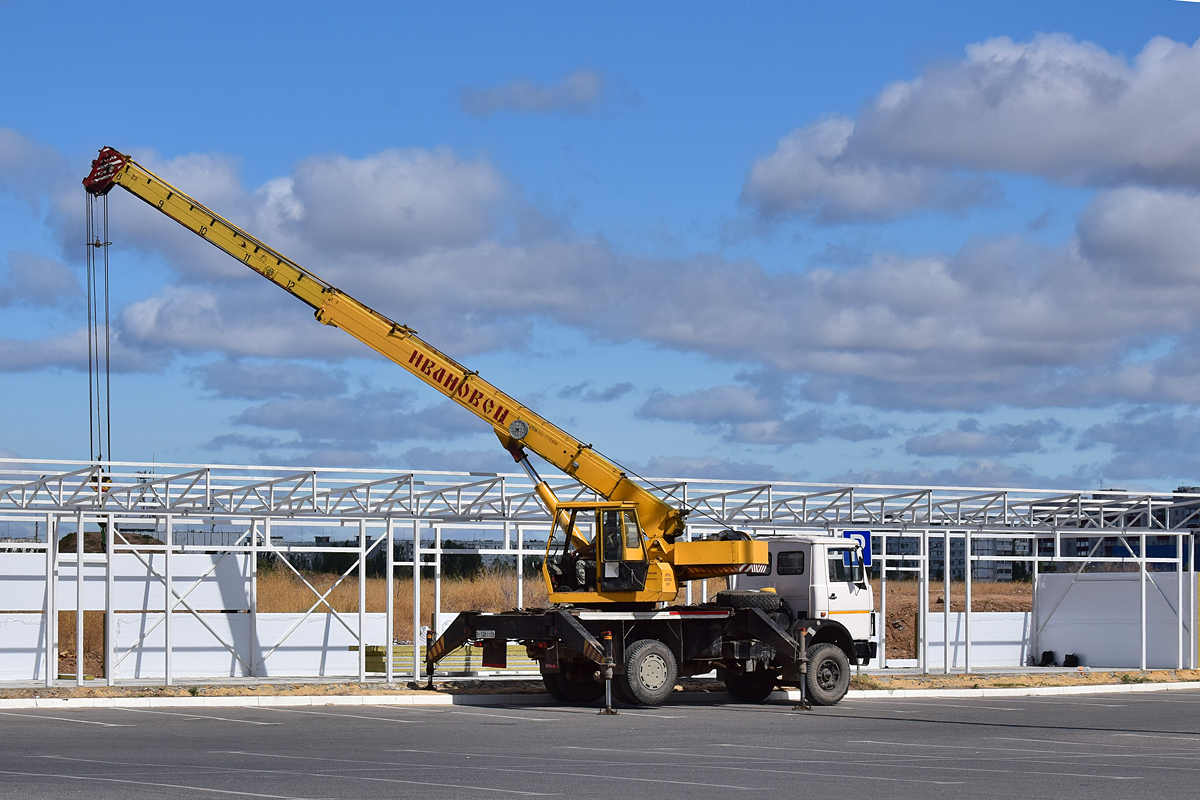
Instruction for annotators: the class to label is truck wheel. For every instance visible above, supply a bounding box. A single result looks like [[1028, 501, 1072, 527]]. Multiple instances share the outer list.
[[540, 666, 569, 702], [543, 663, 604, 705], [724, 670, 777, 703], [715, 590, 783, 613], [618, 639, 677, 706], [805, 643, 850, 705], [559, 669, 605, 704]]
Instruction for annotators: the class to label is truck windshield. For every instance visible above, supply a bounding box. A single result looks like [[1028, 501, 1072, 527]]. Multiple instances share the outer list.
[[827, 547, 864, 583]]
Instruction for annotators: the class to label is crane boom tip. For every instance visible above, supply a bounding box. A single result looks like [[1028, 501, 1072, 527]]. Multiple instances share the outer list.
[[83, 147, 128, 196]]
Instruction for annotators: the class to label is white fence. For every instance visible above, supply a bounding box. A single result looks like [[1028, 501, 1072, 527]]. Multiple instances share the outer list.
[[927, 612, 1034, 669], [2, 458, 1199, 685], [1036, 573, 1195, 669]]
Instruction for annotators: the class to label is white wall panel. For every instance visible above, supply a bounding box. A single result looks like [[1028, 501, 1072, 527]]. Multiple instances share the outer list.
[[0, 554, 49, 611], [927, 612, 1032, 669], [58, 554, 251, 611], [1036, 572, 1195, 669], [111, 612, 386, 679], [0, 613, 48, 679]]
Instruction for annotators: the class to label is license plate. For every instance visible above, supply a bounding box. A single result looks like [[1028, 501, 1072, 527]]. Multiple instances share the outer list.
[[476, 630, 496, 639]]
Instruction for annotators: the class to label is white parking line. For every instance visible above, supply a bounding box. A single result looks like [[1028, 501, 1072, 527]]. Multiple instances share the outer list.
[[115, 708, 280, 725], [450, 709, 553, 722], [214, 750, 563, 795], [263, 707, 415, 723], [0, 768, 302, 799], [0, 710, 132, 727], [860, 699, 1023, 711]]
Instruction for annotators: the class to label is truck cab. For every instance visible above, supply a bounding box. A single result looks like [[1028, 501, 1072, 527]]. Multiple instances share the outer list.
[[738, 534, 877, 667]]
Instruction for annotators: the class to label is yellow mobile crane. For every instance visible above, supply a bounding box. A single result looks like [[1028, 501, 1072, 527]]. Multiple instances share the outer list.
[[83, 148, 867, 707]]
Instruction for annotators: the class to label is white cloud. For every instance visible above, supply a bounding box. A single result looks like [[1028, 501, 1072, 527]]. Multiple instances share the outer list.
[[1080, 410, 1200, 481], [0, 327, 163, 373], [1077, 187, 1200, 286], [827, 458, 1087, 490], [744, 34, 1200, 223], [233, 392, 480, 445], [640, 384, 779, 425], [855, 34, 1200, 186], [0, 128, 71, 207], [742, 116, 996, 223], [557, 382, 634, 402], [905, 418, 1063, 457], [0, 251, 80, 307], [460, 69, 606, 116], [84, 179, 1200, 411], [7, 121, 1200, 416], [119, 284, 359, 361], [285, 148, 505, 256], [192, 359, 347, 400], [636, 454, 790, 482]]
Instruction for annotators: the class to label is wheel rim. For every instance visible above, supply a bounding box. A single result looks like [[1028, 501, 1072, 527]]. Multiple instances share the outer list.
[[816, 656, 841, 691], [638, 653, 669, 691]]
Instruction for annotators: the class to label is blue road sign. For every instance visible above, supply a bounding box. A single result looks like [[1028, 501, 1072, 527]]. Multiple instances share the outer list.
[[843, 530, 872, 567]]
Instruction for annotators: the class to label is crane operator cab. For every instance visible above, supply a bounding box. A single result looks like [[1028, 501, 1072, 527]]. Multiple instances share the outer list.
[[545, 502, 650, 596]]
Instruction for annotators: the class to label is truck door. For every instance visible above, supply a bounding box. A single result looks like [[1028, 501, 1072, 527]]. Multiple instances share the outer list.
[[599, 509, 649, 592], [771, 545, 812, 617], [820, 545, 873, 640]]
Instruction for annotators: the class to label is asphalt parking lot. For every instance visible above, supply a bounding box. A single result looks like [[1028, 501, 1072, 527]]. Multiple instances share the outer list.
[[2, 690, 1199, 799]]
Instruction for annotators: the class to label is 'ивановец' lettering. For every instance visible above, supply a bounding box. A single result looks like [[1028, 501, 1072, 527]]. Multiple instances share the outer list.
[[409, 349, 510, 425]]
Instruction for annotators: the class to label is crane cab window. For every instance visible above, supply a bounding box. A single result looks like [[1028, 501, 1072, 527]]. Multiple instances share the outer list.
[[600, 509, 647, 563], [598, 509, 649, 592], [545, 510, 597, 592]]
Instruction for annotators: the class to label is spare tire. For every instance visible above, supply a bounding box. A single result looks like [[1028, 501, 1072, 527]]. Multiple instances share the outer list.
[[716, 589, 783, 613]]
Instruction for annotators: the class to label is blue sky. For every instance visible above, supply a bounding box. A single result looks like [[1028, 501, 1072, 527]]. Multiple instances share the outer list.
[[4, 0, 1200, 490]]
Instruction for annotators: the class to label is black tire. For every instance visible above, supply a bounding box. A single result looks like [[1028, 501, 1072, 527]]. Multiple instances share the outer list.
[[559, 667, 605, 704], [724, 670, 777, 703], [716, 589, 783, 613], [542, 662, 604, 705], [806, 643, 850, 706], [618, 639, 677, 706], [613, 675, 637, 705], [540, 667, 569, 702]]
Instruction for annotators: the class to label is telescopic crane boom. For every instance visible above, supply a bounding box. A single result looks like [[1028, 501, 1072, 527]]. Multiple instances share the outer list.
[[83, 147, 766, 605]]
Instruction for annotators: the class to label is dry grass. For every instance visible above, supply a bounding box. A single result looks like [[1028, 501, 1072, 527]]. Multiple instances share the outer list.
[[255, 570, 550, 642]]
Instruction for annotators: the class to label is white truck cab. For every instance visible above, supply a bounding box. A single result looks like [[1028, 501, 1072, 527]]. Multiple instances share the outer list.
[[739, 534, 877, 667]]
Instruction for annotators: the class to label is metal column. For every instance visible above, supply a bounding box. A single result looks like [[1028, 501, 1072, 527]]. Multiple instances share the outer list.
[[386, 518, 394, 684], [965, 529, 972, 674]]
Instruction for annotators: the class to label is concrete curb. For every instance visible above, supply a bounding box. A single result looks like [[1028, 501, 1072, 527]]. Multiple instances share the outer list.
[[784, 679, 1200, 701], [2, 680, 1200, 710]]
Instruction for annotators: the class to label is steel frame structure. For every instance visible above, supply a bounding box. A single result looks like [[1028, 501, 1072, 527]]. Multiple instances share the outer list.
[[1, 457, 1196, 686]]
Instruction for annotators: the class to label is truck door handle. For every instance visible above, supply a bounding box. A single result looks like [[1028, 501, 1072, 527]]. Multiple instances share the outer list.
[[829, 592, 837, 599]]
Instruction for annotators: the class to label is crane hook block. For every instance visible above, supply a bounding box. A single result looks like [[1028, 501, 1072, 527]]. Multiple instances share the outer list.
[[83, 147, 128, 196]]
